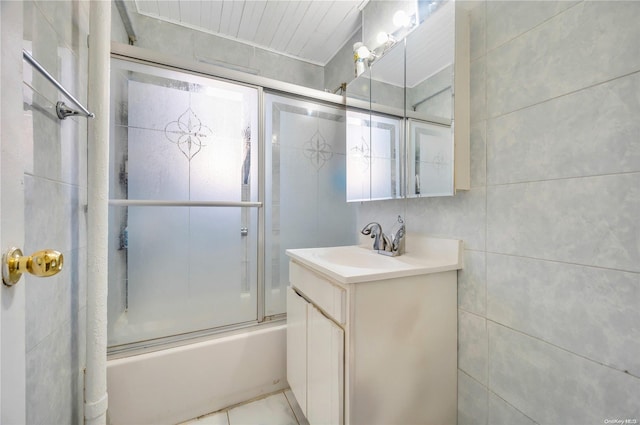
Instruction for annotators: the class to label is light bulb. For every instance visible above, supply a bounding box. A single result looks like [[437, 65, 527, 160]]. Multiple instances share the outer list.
[[377, 32, 390, 45], [393, 10, 410, 28], [356, 45, 371, 59]]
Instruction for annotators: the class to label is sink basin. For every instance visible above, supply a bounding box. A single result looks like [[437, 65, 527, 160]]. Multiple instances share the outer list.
[[286, 236, 463, 284], [309, 246, 396, 269]]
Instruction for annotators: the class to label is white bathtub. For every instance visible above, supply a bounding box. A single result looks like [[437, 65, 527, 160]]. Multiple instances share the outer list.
[[106, 323, 287, 425]]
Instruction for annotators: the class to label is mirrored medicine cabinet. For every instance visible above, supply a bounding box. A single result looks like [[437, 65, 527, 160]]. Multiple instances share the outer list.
[[345, 0, 470, 202]]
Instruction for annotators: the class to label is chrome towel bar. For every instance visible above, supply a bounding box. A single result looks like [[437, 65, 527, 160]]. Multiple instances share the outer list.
[[23, 49, 95, 119], [108, 200, 263, 208]]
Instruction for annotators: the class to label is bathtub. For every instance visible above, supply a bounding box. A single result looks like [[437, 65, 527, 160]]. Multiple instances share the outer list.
[[106, 323, 287, 425]]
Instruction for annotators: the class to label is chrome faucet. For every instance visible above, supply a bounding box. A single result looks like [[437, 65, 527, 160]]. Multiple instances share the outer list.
[[361, 216, 405, 256], [361, 222, 390, 251]]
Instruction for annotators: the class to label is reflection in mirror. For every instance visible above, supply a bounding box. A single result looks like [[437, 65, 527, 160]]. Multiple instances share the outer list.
[[367, 39, 405, 111], [407, 119, 453, 197], [346, 110, 402, 202], [405, 0, 455, 123]]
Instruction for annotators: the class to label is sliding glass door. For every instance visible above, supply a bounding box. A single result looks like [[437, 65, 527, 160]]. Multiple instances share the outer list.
[[264, 93, 357, 316], [108, 59, 259, 347], [107, 58, 358, 350]]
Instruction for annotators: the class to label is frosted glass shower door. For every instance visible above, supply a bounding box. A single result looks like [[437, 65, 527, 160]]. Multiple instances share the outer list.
[[264, 93, 357, 316], [108, 60, 259, 346]]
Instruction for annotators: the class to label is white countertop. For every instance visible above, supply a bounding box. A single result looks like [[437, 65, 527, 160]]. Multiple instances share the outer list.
[[286, 235, 463, 284]]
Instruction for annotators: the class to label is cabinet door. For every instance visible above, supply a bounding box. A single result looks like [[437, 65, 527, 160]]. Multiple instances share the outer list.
[[307, 304, 344, 425], [287, 287, 308, 413]]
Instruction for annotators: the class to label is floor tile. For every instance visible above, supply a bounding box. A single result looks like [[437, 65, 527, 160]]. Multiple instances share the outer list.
[[228, 392, 298, 425]]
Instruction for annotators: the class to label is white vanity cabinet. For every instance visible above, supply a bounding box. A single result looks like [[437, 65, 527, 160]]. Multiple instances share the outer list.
[[287, 285, 344, 425], [286, 238, 462, 425]]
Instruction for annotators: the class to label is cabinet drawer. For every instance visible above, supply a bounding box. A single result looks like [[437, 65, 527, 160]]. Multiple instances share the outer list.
[[290, 261, 346, 325]]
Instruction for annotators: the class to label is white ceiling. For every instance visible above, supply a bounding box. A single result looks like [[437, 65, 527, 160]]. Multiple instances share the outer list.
[[134, 0, 367, 66]]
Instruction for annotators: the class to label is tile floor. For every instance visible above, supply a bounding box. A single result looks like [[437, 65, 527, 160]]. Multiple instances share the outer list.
[[182, 390, 310, 425]]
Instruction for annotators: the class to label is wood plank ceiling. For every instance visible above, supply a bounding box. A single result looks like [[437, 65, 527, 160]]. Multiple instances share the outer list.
[[135, 0, 367, 65]]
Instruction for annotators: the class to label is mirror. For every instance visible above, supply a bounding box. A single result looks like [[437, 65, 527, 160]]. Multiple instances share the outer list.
[[346, 109, 402, 201], [345, 0, 468, 202]]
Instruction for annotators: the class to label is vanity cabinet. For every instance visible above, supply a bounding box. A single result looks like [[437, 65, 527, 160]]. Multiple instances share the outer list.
[[286, 241, 460, 425], [288, 287, 344, 425]]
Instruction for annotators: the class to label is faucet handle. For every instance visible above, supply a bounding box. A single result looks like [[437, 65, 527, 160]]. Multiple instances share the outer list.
[[361, 222, 381, 236], [391, 224, 406, 251]]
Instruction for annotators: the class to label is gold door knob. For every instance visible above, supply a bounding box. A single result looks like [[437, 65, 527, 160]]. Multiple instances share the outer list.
[[2, 247, 64, 286]]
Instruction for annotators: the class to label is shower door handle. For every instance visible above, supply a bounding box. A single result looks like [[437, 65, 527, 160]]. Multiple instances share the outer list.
[[240, 228, 248, 237], [2, 247, 64, 286]]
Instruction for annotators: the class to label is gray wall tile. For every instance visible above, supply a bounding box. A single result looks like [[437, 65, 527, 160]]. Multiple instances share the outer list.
[[26, 324, 78, 425], [131, 13, 196, 61], [470, 57, 486, 123], [253, 48, 324, 90], [111, 1, 129, 44], [25, 266, 71, 352], [33, 0, 76, 51], [458, 250, 486, 316], [487, 72, 640, 185], [470, 120, 486, 188], [356, 198, 407, 233], [489, 323, 640, 424], [487, 253, 640, 377], [487, 173, 640, 272], [486, 1, 640, 117], [325, 30, 361, 93], [458, 371, 488, 425], [403, 188, 487, 251], [486, 1, 578, 52], [488, 393, 536, 425], [458, 310, 488, 384]]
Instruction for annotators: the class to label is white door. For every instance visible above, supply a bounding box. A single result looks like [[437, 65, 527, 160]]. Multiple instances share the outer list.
[[1, 2, 27, 422]]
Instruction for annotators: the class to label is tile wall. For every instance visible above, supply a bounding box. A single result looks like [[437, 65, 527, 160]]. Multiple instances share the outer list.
[[22, 0, 89, 423], [358, 1, 640, 423]]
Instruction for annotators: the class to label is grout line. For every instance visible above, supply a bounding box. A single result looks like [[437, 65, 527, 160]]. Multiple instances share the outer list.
[[483, 251, 640, 275], [484, 0, 584, 56], [486, 389, 541, 425], [458, 368, 487, 389], [486, 320, 640, 380], [486, 170, 640, 188], [486, 68, 640, 121]]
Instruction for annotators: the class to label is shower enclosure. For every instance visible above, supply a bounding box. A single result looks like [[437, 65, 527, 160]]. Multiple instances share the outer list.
[[108, 58, 357, 351]]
